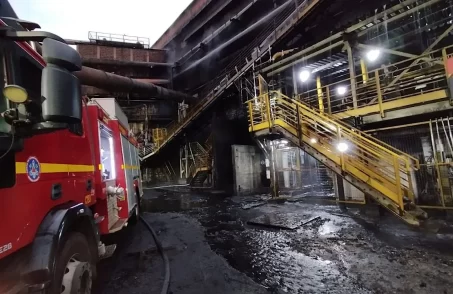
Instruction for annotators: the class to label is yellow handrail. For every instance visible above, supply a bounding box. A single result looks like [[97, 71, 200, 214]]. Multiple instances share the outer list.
[[247, 91, 418, 213], [291, 45, 450, 130]]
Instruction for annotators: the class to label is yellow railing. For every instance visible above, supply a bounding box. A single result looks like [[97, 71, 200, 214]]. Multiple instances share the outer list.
[[152, 128, 168, 149], [248, 91, 421, 221], [296, 45, 452, 118]]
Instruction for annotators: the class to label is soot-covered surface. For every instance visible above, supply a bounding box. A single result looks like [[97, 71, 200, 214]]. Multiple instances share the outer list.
[[96, 188, 453, 294]]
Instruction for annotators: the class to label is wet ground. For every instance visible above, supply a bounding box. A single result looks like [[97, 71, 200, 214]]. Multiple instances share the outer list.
[[96, 188, 453, 294]]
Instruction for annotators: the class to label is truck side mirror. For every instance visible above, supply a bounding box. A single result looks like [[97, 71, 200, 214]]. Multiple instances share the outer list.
[[41, 38, 83, 123]]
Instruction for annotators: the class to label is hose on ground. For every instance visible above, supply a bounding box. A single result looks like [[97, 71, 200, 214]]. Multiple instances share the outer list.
[[140, 216, 171, 294]]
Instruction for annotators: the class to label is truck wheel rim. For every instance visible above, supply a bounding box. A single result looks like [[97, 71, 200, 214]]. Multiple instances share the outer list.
[[61, 256, 92, 294]]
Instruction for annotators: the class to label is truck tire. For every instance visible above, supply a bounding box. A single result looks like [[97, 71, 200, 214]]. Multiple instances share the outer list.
[[49, 232, 93, 294], [129, 188, 141, 226]]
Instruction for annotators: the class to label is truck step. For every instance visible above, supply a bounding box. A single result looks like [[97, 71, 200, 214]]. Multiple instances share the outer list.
[[100, 244, 117, 260], [109, 218, 128, 233]]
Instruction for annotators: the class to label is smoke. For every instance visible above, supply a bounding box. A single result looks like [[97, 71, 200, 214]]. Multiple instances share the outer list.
[[177, 0, 293, 76]]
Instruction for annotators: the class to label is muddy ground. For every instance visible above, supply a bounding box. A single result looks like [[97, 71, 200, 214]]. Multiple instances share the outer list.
[[95, 189, 453, 294]]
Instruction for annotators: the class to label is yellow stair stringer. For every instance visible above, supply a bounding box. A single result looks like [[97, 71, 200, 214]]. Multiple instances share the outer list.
[[248, 91, 427, 226]]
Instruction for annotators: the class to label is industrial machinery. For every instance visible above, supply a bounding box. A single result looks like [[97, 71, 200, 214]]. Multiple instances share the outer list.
[[0, 3, 151, 293]]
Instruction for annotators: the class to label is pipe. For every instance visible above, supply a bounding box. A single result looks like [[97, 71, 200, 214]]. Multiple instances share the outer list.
[[75, 66, 193, 101], [272, 49, 296, 61], [140, 216, 170, 294]]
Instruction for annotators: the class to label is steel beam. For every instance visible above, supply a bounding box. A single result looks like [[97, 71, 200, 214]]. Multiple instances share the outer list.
[[261, 0, 421, 73], [357, 0, 443, 38], [261, 0, 447, 75], [357, 44, 443, 65], [267, 41, 344, 76], [334, 89, 449, 119], [387, 24, 453, 89], [312, 58, 347, 74]]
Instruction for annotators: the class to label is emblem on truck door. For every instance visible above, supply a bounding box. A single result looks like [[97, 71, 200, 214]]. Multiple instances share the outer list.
[[26, 157, 41, 182]]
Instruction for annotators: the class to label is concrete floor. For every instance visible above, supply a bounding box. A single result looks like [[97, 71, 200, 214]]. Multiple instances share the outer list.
[[95, 189, 453, 294]]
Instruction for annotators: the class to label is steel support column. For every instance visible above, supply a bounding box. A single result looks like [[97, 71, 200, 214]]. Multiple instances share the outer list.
[[360, 59, 368, 84], [316, 75, 324, 113], [270, 141, 279, 198], [345, 42, 358, 109], [184, 142, 189, 179], [293, 65, 299, 96]]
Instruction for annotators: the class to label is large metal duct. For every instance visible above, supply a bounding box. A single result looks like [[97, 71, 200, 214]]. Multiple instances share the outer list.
[[74, 66, 193, 101]]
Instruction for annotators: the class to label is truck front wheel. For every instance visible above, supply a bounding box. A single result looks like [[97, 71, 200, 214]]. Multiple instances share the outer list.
[[51, 232, 93, 294]]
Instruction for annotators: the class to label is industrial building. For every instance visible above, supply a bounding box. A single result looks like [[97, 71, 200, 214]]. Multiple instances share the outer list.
[[2, 0, 453, 293], [122, 0, 453, 222]]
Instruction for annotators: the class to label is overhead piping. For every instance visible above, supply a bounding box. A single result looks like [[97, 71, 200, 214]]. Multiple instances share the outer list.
[[75, 66, 193, 101]]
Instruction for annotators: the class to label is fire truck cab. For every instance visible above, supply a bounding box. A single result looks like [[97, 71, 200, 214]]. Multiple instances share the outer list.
[[0, 6, 142, 294]]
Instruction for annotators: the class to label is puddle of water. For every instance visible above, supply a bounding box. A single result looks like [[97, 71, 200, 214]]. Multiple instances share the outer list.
[[141, 190, 453, 293]]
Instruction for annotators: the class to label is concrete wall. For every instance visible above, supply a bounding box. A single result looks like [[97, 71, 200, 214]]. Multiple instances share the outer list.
[[232, 145, 262, 196], [333, 176, 365, 202], [211, 106, 253, 193]]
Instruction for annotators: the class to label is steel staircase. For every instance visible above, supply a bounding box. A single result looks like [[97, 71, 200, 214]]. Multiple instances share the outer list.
[[247, 91, 427, 226], [188, 142, 212, 187], [190, 169, 210, 187]]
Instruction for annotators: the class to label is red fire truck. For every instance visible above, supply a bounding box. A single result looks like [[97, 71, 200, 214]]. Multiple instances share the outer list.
[[0, 5, 142, 294]]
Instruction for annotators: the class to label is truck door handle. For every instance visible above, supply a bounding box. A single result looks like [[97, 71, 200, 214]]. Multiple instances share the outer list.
[[51, 183, 62, 200], [86, 179, 92, 191]]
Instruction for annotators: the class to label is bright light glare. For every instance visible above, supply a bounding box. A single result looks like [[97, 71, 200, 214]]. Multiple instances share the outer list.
[[299, 70, 310, 82], [280, 139, 288, 145], [109, 137, 116, 179], [310, 138, 317, 144], [337, 86, 347, 96], [366, 49, 381, 62], [337, 142, 349, 153]]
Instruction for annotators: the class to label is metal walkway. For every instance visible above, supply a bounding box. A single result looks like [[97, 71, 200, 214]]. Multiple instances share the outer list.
[[247, 91, 427, 226], [295, 46, 452, 122]]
